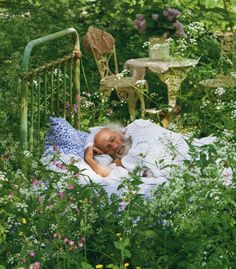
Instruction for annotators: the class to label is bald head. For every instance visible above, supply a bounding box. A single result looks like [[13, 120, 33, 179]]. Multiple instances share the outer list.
[[94, 128, 125, 158]]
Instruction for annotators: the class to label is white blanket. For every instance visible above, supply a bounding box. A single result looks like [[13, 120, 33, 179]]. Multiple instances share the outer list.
[[41, 149, 167, 198]]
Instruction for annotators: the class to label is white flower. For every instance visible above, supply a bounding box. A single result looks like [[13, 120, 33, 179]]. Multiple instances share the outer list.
[[115, 73, 124, 80], [135, 80, 146, 86], [142, 41, 150, 48], [231, 109, 236, 118], [222, 167, 233, 187], [215, 87, 225, 96], [81, 10, 88, 16]]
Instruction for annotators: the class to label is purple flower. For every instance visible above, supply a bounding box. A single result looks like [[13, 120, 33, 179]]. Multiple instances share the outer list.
[[173, 21, 187, 38], [163, 8, 180, 21], [152, 14, 159, 20], [134, 13, 146, 33]]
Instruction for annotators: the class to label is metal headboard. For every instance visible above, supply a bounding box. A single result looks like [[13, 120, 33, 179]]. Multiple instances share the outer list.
[[20, 28, 81, 153]]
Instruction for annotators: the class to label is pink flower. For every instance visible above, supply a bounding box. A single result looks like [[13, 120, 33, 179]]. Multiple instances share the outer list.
[[30, 262, 40, 269], [8, 192, 14, 198], [163, 8, 180, 21], [73, 104, 78, 113], [32, 178, 41, 186], [53, 232, 61, 239], [59, 192, 64, 199], [64, 237, 69, 244], [134, 14, 146, 33], [29, 251, 36, 257], [34, 262, 40, 269], [55, 162, 67, 171], [38, 196, 45, 203], [173, 21, 187, 38], [79, 237, 85, 248], [48, 201, 53, 209], [68, 184, 75, 190], [69, 240, 75, 246], [22, 257, 26, 263]]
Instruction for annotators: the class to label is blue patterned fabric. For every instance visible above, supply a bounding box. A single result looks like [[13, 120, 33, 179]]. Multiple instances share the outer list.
[[44, 117, 88, 158]]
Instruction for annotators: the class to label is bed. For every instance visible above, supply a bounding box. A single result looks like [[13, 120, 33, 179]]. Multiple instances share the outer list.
[[19, 28, 167, 198], [20, 29, 232, 197]]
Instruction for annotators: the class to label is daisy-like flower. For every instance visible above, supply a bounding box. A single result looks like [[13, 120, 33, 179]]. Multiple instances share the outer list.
[[215, 87, 225, 96]]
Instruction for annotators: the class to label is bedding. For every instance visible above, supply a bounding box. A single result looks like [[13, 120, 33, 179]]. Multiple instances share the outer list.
[[45, 117, 88, 158], [45, 117, 113, 165], [41, 148, 167, 198], [42, 118, 232, 198]]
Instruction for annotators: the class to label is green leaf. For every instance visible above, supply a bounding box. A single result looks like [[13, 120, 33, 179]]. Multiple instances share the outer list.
[[81, 262, 94, 269], [114, 241, 122, 250], [144, 230, 157, 238], [123, 248, 131, 258], [123, 238, 130, 247]]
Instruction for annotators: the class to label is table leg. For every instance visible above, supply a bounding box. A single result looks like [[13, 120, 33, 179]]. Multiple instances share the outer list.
[[158, 68, 188, 111]]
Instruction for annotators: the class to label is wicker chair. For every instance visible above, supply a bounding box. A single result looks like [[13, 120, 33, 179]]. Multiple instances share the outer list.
[[201, 32, 236, 88], [84, 26, 148, 119]]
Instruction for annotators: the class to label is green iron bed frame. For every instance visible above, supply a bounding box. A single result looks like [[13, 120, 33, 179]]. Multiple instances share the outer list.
[[20, 28, 81, 154]]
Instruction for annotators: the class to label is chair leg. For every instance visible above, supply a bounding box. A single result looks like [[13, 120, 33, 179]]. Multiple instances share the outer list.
[[137, 91, 145, 119], [100, 86, 113, 98], [127, 97, 137, 120], [116, 88, 138, 120]]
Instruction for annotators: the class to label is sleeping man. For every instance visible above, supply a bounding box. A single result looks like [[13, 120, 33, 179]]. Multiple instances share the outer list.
[[84, 119, 215, 178]]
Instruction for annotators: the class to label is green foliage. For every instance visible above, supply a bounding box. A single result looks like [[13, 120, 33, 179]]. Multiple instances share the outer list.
[[0, 133, 235, 268], [0, 1, 236, 268]]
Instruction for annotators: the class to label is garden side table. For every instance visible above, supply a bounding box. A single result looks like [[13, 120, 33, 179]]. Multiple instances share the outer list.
[[125, 57, 199, 111]]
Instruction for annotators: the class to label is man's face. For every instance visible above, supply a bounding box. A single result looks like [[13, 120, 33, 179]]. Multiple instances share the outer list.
[[94, 128, 126, 158]]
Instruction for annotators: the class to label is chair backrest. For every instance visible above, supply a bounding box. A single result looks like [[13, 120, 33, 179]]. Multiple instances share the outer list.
[[219, 32, 235, 71], [84, 26, 119, 78]]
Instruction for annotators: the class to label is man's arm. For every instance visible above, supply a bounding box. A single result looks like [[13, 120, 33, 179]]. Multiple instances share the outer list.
[[84, 146, 111, 177]]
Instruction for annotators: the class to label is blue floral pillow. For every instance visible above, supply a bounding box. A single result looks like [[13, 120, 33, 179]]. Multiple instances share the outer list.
[[44, 117, 88, 158]]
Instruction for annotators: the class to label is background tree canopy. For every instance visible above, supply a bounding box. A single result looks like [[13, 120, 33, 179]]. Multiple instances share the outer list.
[[0, 0, 235, 136]]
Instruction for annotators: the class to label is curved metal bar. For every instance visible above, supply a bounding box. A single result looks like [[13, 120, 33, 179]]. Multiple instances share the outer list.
[[20, 28, 81, 148], [22, 27, 80, 72]]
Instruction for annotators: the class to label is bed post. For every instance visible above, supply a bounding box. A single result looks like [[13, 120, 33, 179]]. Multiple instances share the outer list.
[[72, 32, 81, 130]]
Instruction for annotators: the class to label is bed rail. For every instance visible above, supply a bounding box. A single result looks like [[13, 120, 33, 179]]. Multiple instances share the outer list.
[[20, 28, 81, 153]]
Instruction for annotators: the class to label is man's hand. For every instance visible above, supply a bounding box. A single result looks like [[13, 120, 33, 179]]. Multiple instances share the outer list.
[[113, 159, 123, 167], [84, 146, 111, 177], [84, 146, 103, 161]]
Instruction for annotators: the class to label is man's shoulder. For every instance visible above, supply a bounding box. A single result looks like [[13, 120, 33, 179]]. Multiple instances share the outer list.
[[127, 119, 155, 129]]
